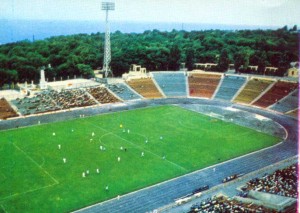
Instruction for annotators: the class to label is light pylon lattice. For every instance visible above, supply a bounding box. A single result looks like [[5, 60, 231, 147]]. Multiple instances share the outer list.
[[102, 1, 115, 78]]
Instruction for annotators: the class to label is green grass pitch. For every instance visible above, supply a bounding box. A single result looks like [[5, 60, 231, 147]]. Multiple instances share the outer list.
[[0, 105, 281, 212]]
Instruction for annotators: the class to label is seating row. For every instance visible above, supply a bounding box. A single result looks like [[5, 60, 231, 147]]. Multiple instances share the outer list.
[[86, 86, 120, 104], [152, 72, 187, 97], [270, 89, 298, 113], [107, 83, 141, 101], [11, 92, 60, 115], [188, 73, 221, 98], [0, 98, 18, 119], [126, 78, 163, 99], [234, 78, 274, 104], [214, 75, 247, 101], [253, 81, 298, 108]]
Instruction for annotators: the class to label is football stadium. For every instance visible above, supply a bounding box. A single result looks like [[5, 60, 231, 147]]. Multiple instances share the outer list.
[[0, 1, 299, 212], [0, 70, 298, 212]]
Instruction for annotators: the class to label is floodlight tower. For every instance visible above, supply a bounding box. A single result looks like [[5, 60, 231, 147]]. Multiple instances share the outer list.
[[102, 1, 115, 78]]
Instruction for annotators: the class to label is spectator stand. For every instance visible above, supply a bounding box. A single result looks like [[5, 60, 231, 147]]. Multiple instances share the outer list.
[[188, 194, 272, 213], [252, 80, 298, 108], [269, 89, 299, 113], [86, 86, 121, 105], [210, 74, 224, 99], [230, 76, 249, 102], [148, 75, 167, 98], [243, 164, 297, 199], [0, 98, 19, 119], [213, 75, 247, 101], [151, 71, 187, 98], [233, 77, 275, 105], [11, 91, 61, 116], [126, 77, 164, 99], [249, 80, 277, 105], [50, 89, 97, 109], [187, 72, 222, 99], [107, 82, 142, 101]]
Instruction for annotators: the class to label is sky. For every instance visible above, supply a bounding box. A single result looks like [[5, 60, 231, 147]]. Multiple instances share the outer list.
[[1, 0, 299, 27]]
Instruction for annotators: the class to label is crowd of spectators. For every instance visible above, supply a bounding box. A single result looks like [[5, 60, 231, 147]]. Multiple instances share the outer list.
[[11, 92, 60, 115], [189, 195, 271, 212], [244, 164, 297, 198], [86, 86, 120, 104], [0, 98, 18, 119], [50, 89, 96, 109], [188, 164, 297, 212]]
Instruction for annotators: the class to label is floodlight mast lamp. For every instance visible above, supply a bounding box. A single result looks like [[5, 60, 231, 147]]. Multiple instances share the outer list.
[[102, 1, 115, 78]]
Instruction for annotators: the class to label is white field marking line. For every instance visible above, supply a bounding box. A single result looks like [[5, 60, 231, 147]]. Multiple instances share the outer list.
[[0, 181, 58, 202], [98, 132, 122, 150], [179, 104, 287, 139], [83, 120, 188, 172], [75, 152, 298, 213], [0, 204, 7, 213], [12, 143, 59, 184], [74, 123, 293, 213]]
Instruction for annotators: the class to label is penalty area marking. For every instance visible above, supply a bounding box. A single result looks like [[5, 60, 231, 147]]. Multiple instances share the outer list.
[[12, 143, 59, 184], [0, 143, 60, 202], [0, 181, 58, 202]]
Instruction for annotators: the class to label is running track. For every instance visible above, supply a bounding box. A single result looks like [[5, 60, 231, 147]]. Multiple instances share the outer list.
[[0, 98, 298, 213]]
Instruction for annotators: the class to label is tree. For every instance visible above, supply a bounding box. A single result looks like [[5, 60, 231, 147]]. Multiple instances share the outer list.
[[77, 64, 94, 78], [168, 44, 181, 70], [185, 48, 194, 71], [0, 69, 18, 86], [234, 52, 246, 72], [217, 49, 230, 71]]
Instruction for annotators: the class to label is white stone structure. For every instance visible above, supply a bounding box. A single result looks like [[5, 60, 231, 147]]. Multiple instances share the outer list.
[[39, 69, 47, 89]]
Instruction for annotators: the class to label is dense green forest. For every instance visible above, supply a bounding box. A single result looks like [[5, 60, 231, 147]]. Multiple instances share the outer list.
[[0, 26, 298, 87]]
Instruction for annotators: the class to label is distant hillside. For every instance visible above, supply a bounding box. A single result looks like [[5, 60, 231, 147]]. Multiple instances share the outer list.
[[0, 27, 298, 87]]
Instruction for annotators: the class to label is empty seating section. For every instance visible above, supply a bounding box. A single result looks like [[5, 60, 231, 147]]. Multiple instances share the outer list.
[[188, 73, 221, 98], [0, 98, 18, 119], [152, 72, 187, 97], [126, 78, 163, 98], [214, 75, 246, 101], [234, 78, 273, 104], [253, 81, 298, 108], [86, 86, 120, 104], [107, 83, 141, 101], [270, 89, 299, 113], [11, 92, 61, 115]]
